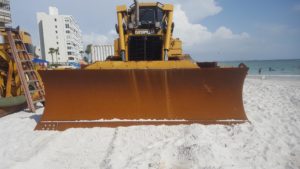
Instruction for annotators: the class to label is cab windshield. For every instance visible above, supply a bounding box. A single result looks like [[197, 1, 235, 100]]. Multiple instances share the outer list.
[[139, 7, 163, 25]]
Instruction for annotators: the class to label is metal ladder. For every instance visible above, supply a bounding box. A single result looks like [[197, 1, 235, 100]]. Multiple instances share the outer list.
[[6, 28, 45, 112]]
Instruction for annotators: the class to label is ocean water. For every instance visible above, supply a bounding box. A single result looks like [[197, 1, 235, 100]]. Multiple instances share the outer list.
[[219, 59, 300, 75]]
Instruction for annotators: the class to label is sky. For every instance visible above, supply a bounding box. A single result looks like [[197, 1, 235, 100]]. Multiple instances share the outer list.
[[10, 0, 300, 61]]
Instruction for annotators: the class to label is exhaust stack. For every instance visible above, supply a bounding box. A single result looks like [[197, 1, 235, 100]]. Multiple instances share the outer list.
[[134, 0, 139, 26]]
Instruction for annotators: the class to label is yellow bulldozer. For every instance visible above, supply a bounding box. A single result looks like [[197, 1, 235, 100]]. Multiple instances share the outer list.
[[0, 27, 45, 117], [36, 1, 248, 131]]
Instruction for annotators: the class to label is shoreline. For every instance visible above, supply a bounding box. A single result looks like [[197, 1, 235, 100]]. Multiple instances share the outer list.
[[247, 74, 300, 81]]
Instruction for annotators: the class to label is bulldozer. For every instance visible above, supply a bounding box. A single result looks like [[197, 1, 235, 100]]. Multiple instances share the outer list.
[[0, 28, 45, 117], [0, 0, 45, 116], [35, 1, 249, 131]]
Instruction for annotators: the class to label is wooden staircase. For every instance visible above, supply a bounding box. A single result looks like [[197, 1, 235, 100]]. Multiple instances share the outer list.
[[6, 28, 45, 112]]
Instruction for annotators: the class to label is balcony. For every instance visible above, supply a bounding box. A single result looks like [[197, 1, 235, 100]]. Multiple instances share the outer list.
[[0, 16, 11, 24], [0, 0, 10, 5], [0, 0, 11, 24]]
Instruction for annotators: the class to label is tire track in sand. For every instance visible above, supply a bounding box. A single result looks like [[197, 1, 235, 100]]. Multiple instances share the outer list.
[[99, 128, 119, 169]]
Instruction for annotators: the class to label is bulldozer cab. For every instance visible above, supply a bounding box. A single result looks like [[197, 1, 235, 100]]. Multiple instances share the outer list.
[[129, 3, 164, 30], [114, 2, 181, 61], [138, 6, 163, 28]]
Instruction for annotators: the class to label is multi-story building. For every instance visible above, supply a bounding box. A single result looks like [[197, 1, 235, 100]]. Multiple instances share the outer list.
[[91, 45, 114, 62], [37, 6, 83, 63], [0, 0, 12, 27]]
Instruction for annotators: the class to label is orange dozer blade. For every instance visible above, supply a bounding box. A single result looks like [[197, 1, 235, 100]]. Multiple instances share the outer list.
[[35, 67, 248, 131]]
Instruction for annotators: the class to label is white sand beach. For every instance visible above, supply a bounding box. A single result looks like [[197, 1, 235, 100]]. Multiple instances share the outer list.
[[0, 76, 299, 169]]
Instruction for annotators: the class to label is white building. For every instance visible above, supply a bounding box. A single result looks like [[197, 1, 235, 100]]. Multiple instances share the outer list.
[[34, 46, 42, 58], [91, 45, 114, 62], [0, 0, 12, 27], [37, 6, 83, 63]]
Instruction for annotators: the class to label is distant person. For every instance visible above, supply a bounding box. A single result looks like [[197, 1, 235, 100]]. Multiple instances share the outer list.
[[269, 67, 275, 71], [258, 68, 262, 74]]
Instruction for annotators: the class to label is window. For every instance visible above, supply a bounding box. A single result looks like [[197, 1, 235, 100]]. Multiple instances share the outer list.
[[67, 46, 71, 49], [139, 7, 155, 24], [66, 30, 70, 34], [24, 43, 34, 54], [65, 24, 69, 28], [55, 30, 58, 34], [55, 25, 57, 28], [54, 18, 57, 22], [138, 7, 164, 28], [56, 42, 59, 45], [67, 52, 72, 55]]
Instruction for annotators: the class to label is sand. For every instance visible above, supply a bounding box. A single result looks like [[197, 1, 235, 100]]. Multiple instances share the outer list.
[[0, 76, 299, 169]]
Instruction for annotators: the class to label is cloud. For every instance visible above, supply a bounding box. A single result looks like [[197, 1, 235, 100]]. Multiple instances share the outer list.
[[138, 0, 222, 21], [214, 27, 250, 39], [173, 5, 249, 46], [172, 0, 222, 21], [82, 30, 117, 46], [172, 5, 250, 60]]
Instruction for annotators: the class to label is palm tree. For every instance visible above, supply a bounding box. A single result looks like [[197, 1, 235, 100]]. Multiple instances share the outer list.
[[48, 48, 55, 64], [54, 47, 60, 64], [85, 44, 92, 63], [79, 51, 84, 58], [83, 56, 89, 63]]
